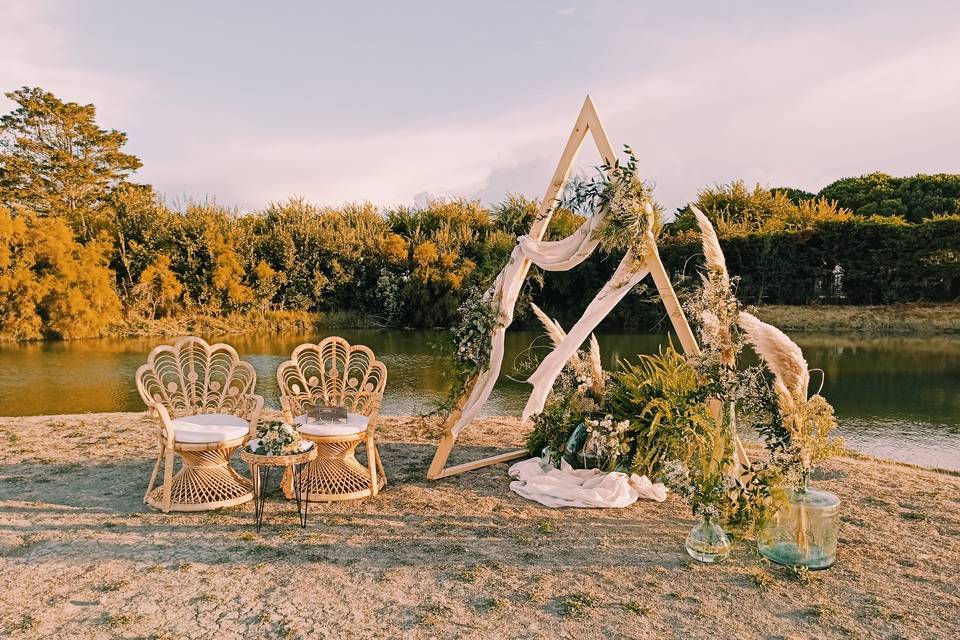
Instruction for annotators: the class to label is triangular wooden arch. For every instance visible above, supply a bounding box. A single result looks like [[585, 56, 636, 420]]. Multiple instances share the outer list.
[[427, 96, 703, 480]]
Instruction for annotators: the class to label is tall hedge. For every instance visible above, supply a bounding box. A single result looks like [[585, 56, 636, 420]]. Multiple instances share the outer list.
[[657, 215, 960, 306]]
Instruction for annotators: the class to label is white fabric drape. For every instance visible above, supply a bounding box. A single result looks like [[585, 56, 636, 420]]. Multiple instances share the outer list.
[[522, 248, 650, 422], [508, 456, 667, 508], [451, 213, 606, 435]]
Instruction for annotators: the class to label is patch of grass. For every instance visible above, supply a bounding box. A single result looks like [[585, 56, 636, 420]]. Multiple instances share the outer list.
[[238, 531, 257, 541], [749, 568, 775, 591], [416, 603, 452, 627], [621, 601, 651, 616], [785, 564, 815, 585], [15, 614, 39, 630], [101, 613, 134, 628], [455, 565, 483, 583], [755, 303, 960, 335], [801, 603, 835, 619], [102, 521, 119, 528], [96, 579, 128, 592], [509, 532, 535, 546], [250, 544, 279, 555], [427, 520, 454, 532], [900, 511, 928, 522], [441, 543, 466, 555], [558, 592, 597, 618], [475, 596, 508, 613], [537, 520, 556, 534], [64, 431, 85, 438]]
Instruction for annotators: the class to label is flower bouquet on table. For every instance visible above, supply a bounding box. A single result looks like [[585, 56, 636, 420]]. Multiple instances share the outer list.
[[247, 420, 310, 456]]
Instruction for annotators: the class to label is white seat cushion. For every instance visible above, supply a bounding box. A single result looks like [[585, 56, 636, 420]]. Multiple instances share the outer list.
[[171, 413, 250, 444], [295, 412, 368, 437]]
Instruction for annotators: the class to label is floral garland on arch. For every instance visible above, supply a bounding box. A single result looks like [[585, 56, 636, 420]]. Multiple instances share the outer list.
[[561, 144, 661, 258], [439, 144, 657, 420]]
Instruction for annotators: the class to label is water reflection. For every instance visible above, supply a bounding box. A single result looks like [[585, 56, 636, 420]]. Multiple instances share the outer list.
[[0, 330, 957, 470]]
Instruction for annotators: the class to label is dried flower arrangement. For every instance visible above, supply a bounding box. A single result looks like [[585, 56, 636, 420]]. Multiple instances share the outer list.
[[562, 145, 660, 258]]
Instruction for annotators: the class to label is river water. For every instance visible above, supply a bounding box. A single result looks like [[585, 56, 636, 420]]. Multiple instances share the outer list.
[[0, 330, 957, 470]]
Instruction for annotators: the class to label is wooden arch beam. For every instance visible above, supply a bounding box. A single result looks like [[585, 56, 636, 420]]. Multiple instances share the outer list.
[[427, 96, 701, 480]]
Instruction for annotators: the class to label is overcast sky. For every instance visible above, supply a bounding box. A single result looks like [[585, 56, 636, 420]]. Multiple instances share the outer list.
[[3, 0, 960, 213]]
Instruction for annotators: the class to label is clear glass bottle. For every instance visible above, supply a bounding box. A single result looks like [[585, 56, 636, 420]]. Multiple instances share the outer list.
[[685, 516, 732, 563], [758, 483, 840, 570]]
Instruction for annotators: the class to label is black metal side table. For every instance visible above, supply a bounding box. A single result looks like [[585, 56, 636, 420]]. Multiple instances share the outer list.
[[240, 446, 318, 532]]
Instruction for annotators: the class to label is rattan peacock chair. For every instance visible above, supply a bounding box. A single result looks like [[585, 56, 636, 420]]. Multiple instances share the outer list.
[[277, 337, 387, 502], [136, 336, 264, 512]]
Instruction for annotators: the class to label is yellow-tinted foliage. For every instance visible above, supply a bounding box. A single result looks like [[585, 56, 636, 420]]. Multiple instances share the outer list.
[[413, 241, 439, 267], [135, 254, 184, 318], [0, 206, 121, 339], [209, 235, 253, 307], [381, 233, 409, 264]]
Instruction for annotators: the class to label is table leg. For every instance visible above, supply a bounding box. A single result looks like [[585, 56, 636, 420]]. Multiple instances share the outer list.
[[255, 466, 271, 533], [293, 462, 308, 528]]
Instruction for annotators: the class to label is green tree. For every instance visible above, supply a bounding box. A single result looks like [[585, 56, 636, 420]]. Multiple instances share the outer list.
[[0, 87, 142, 240], [818, 172, 960, 223]]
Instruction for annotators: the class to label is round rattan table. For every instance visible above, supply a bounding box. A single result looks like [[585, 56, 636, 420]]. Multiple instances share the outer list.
[[240, 445, 318, 532]]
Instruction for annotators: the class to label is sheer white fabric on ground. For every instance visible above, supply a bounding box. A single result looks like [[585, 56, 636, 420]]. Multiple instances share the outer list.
[[508, 456, 667, 508]]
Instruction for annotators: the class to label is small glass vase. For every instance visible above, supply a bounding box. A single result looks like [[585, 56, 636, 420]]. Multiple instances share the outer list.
[[758, 484, 840, 570], [685, 516, 732, 563]]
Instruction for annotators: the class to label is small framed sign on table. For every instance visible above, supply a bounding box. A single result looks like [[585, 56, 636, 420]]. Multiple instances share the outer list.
[[305, 405, 348, 424]]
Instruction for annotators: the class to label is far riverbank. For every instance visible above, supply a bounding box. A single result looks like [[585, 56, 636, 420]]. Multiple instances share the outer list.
[[3, 303, 957, 345]]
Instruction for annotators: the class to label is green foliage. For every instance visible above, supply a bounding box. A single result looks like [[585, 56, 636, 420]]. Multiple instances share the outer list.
[[660, 215, 960, 305], [1, 87, 958, 342], [562, 145, 660, 255], [818, 172, 960, 223], [770, 187, 816, 205], [0, 87, 142, 241], [606, 346, 714, 477]]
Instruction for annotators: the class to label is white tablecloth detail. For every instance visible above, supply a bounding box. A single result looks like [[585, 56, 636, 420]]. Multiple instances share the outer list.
[[507, 456, 667, 508]]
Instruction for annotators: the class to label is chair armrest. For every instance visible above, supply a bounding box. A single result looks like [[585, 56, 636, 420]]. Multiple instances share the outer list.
[[279, 396, 296, 424], [366, 396, 383, 436], [245, 394, 265, 438], [148, 402, 176, 448]]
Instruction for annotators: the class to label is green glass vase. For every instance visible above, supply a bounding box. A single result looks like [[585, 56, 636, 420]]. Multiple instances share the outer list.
[[758, 485, 840, 570]]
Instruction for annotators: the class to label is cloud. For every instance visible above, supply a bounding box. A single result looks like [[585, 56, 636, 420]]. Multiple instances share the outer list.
[[161, 21, 960, 213], [0, 0, 146, 125], [4, 3, 959, 214], [556, 7, 576, 17]]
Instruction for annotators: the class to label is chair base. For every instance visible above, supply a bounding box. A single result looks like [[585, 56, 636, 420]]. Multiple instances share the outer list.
[[291, 435, 385, 503], [146, 446, 253, 512]]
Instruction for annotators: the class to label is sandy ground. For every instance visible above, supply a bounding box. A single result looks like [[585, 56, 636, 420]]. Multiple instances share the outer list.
[[0, 413, 958, 640]]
